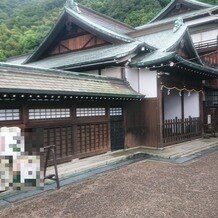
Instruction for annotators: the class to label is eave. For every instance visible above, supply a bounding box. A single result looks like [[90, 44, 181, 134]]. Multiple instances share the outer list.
[[26, 41, 153, 70], [0, 62, 143, 100], [131, 53, 218, 79]]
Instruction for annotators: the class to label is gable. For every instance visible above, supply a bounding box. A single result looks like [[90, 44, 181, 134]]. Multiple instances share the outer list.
[[164, 3, 198, 19], [176, 38, 193, 59], [44, 16, 110, 57], [172, 31, 202, 64], [150, 0, 212, 23], [24, 4, 134, 64]]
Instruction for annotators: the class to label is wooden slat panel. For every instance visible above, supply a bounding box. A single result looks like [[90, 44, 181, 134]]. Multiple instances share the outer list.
[[77, 122, 109, 154], [43, 126, 74, 160]]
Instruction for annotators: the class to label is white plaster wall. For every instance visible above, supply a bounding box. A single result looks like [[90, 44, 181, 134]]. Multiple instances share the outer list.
[[191, 29, 218, 43], [125, 67, 139, 92], [125, 68, 157, 98], [83, 70, 99, 75], [139, 69, 157, 98], [164, 89, 182, 120], [101, 67, 122, 78], [184, 92, 200, 118]]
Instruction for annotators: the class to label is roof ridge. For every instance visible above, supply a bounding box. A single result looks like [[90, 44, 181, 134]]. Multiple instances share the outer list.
[[65, 7, 134, 43], [149, 0, 213, 23], [77, 4, 135, 31], [182, 0, 213, 7], [135, 5, 218, 31]]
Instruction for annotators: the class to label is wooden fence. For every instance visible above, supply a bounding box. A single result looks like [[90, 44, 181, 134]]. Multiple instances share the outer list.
[[163, 117, 201, 145]]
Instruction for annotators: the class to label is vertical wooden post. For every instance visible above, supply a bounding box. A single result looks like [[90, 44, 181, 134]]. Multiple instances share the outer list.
[[199, 91, 204, 136], [157, 80, 164, 148], [106, 104, 111, 151], [123, 103, 127, 149], [181, 91, 184, 134]]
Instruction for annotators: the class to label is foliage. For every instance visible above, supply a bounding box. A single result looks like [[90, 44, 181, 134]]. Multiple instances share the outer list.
[[0, 0, 217, 61]]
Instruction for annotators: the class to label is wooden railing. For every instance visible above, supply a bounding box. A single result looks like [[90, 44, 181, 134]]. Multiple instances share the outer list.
[[201, 51, 218, 68], [194, 38, 218, 51], [163, 117, 201, 145]]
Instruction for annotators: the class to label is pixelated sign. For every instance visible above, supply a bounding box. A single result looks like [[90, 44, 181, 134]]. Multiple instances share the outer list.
[[0, 127, 43, 191]]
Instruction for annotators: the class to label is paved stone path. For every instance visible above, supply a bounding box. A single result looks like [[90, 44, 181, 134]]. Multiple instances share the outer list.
[[0, 151, 217, 218]]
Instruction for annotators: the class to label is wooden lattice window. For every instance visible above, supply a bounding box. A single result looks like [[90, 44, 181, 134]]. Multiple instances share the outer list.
[[76, 108, 106, 117], [110, 108, 123, 116], [77, 123, 108, 153], [29, 108, 70, 120], [0, 109, 20, 121], [44, 126, 74, 159]]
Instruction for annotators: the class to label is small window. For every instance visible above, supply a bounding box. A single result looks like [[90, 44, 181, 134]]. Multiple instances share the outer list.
[[76, 108, 106, 117], [110, 108, 123, 116], [29, 108, 70, 120], [0, 109, 20, 121]]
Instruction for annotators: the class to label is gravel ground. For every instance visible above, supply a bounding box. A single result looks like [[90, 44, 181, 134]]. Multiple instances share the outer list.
[[0, 151, 218, 218]]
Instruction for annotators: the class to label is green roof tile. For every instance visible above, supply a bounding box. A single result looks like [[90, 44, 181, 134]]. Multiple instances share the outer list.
[[149, 0, 213, 23], [65, 7, 134, 43], [131, 51, 175, 67], [26, 41, 147, 69], [0, 63, 143, 98], [136, 25, 187, 51]]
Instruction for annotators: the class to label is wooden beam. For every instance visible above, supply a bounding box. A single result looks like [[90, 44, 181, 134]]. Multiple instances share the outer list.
[[82, 36, 95, 48], [60, 43, 72, 52]]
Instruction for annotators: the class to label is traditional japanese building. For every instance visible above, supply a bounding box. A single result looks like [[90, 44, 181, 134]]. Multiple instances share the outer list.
[[0, 62, 143, 163], [147, 0, 218, 130], [3, 0, 218, 163]]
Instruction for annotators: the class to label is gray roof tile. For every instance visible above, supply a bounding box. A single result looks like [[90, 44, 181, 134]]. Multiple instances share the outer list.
[[0, 63, 142, 98], [26, 41, 144, 69]]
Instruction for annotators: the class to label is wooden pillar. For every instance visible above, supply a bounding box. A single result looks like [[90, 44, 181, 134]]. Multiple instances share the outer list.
[[181, 91, 184, 134], [106, 104, 111, 151], [157, 80, 164, 148], [199, 91, 204, 135]]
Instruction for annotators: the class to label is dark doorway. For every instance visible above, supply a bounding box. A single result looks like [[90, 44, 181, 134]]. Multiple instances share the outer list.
[[110, 108, 124, 151]]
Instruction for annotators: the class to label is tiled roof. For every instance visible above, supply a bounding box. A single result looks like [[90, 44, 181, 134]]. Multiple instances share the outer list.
[[181, 0, 212, 7], [130, 52, 218, 78], [24, 4, 136, 65], [136, 6, 218, 30], [65, 7, 134, 43], [6, 54, 30, 65], [136, 25, 187, 51], [174, 55, 218, 77], [77, 4, 134, 34], [149, 0, 213, 23], [0, 63, 143, 98], [26, 41, 149, 69], [131, 51, 175, 67]]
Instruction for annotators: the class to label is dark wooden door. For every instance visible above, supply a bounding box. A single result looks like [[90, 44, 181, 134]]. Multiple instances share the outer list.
[[110, 120, 124, 151], [110, 108, 124, 151], [110, 106, 125, 152]]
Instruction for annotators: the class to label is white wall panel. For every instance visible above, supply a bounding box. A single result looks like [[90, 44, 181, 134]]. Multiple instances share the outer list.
[[125, 67, 139, 92], [164, 89, 182, 120], [101, 67, 122, 78], [139, 69, 157, 98], [184, 92, 200, 118]]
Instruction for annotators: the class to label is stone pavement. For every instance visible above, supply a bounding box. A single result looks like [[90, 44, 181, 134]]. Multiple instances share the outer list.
[[47, 137, 218, 178], [0, 149, 217, 218], [0, 136, 217, 209]]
